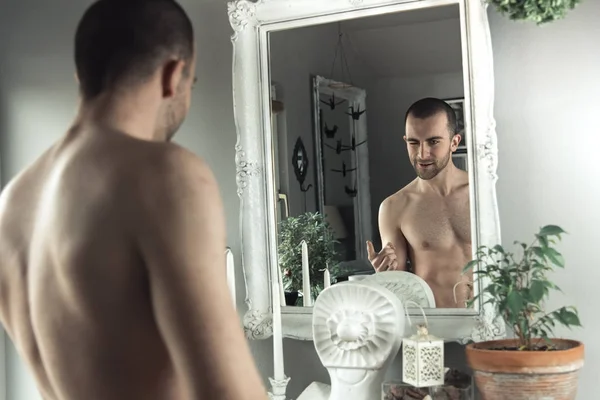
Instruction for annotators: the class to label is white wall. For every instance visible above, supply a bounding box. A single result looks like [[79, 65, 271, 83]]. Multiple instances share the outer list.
[[0, 2, 82, 398], [1, 0, 599, 399], [348, 15, 462, 78], [491, 0, 600, 395]]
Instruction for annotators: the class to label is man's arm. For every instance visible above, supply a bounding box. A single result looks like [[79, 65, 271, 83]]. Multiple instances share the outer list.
[[135, 147, 267, 400], [376, 197, 408, 271]]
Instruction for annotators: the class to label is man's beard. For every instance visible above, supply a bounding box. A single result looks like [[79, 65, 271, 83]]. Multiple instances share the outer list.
[[412, 151, 451, 180], [162, 95, 186, 142]]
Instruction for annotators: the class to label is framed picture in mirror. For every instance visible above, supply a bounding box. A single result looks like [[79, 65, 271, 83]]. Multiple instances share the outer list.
[[453, 152, 468, 172], [444, 97, 467, 150]]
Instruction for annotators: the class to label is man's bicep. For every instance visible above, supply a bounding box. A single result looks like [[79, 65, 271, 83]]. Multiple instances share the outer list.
[[136, 155, 265, 399], [378, 200, 408, 269], [140, 168, 229, 363]]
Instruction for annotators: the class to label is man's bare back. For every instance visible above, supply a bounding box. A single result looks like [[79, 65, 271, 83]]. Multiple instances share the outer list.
[[379, 173, 472, 308], [0, 128, 264, 400], [0, 2, 267, 398], [0, 130, 182, 399]]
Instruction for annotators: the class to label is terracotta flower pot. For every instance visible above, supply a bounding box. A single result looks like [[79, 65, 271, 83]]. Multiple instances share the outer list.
[[466, 339, 584, 400]]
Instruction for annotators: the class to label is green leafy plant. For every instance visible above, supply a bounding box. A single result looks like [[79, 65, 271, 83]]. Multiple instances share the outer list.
[[278, 212, 339, 301], [489, 0, 582, 25], [463, 225, 581, 350]]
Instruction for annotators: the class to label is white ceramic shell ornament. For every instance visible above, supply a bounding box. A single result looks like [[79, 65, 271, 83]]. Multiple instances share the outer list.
[[312, 281, 405, 400]]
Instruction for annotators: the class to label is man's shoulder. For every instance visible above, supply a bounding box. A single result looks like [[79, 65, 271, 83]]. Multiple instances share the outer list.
[[127, 143, 223, 237], [455, 167, 469, 183], [152, 143, 208, 171], [0, 147, 55, 222], [452, 168, 470, 195], [129, 143, 219, 206], [131, 142, 214, 186], [380, 180, 417, 215], [383, 180, 418, 204]]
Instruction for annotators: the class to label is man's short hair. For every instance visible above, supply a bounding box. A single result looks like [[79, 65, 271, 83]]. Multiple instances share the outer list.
[[75, 0, 194, 100], [405, 97, 458, 136]]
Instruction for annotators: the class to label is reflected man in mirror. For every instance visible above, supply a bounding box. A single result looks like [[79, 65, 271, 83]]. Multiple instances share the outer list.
[[366, 98, 472, 308]]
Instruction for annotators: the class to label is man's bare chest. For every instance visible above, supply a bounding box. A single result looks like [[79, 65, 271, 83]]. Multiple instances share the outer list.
[[400, 194, 471, 250]]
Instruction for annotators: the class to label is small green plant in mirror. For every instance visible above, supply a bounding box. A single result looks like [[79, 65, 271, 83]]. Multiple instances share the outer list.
[[278, 212, 340, 305], [489, 0, 582, 25], [463, 225, 581, 350]]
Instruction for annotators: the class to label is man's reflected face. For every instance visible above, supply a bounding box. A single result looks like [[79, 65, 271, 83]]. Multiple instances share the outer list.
[[404, 112, 460, 180]]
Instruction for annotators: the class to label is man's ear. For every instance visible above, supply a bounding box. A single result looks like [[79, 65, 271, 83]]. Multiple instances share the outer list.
[[161, 59, 186, 98], [450, 133, 462, 151], [403, 135, 408, 143], [74, 72, 79, 84]]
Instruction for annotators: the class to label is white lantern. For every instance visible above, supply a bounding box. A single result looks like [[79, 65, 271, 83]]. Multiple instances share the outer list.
[[402, 302, 445, 388]]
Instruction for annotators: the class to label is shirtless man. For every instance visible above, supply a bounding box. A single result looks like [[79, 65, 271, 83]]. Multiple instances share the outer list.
[[366, 98, 472, 308], [0, 1, 267, 399]]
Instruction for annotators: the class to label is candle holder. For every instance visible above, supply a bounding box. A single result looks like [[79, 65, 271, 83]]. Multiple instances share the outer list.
[[268, 376, 291, 400], [402, 301, 445, 388]]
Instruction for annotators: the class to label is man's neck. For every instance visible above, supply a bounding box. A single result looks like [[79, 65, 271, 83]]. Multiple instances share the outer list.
[[73, 91, 161, 141], [418, 162, 461, 196]]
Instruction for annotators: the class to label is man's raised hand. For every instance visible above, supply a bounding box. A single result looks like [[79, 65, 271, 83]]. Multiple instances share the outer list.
[[366, 241, 398, 272]]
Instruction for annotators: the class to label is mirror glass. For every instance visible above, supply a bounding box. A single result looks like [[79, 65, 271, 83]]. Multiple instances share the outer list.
[[269, 4, 474, 309]]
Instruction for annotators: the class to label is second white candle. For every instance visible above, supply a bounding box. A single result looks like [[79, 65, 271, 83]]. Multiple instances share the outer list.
[[301, 240, 312, 306]]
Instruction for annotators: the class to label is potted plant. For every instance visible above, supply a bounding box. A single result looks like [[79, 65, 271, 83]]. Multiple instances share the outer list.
[[488, 0, 581, 25], [463, 225, 584, 399], [278, 212, 339, 306]]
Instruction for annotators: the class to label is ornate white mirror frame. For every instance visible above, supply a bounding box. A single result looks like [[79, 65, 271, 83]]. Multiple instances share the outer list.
[[228, 0, 506, 343]]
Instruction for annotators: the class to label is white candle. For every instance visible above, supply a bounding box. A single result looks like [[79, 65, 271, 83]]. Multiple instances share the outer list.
[[324, 268, 331, 289], [226, 248, 236, 308], [278, 266, 286, 307], [301, 240, 312, 306], [272, 258, 285, 380]]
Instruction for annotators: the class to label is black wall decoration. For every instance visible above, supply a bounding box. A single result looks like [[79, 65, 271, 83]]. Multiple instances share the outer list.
[[292, 136, 311, 191], [320, 93, 346, 110], [345, 134, 367, 151], [346, 105, 366, 120], [325, 139, 346, 154], [331, 161, 356, 177], [324, 123, 339, 139], [292, 136, 312, 211], [320, 100, 368, 199], [345, 184, 358, 198]]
